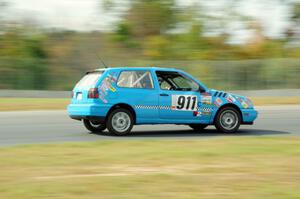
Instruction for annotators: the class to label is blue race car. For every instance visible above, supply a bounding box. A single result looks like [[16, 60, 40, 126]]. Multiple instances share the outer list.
[[68, 67, 257, 135]]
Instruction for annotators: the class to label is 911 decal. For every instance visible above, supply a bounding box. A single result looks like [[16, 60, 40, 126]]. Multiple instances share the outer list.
[[171, 95, 198, 111]]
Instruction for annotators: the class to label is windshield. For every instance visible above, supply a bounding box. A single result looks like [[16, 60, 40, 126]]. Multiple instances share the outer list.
[[75, 71, 103, 88]]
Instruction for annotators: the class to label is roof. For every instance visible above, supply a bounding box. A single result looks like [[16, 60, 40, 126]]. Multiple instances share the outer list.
[[93, 67, 181, 72]]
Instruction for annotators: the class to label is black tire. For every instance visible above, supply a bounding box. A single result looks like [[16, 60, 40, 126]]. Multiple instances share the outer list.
[[214, 107, 241, 133], [189, 124, 208, 131], [106, 108, 134, 136], [83, 119, 106, 133]]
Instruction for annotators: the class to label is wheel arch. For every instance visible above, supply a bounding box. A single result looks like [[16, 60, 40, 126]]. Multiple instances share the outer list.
[[106, 103, 136, 124], [213, 103, 243, 123]]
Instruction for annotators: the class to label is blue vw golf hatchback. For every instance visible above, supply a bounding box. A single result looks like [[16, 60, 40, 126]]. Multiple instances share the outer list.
[[68, 67, 257, 135]]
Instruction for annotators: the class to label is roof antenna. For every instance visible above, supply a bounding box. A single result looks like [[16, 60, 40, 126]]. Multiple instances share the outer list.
[[95, 53, 108, 68]]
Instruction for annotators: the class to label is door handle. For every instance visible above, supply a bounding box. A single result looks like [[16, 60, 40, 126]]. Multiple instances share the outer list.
[[160, 93, 169, 97]]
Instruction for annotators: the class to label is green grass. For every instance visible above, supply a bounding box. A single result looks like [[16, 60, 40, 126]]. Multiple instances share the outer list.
[[0, 98, 69, 111], [0, 137, 299, 199], [252, 97, 300, 106]]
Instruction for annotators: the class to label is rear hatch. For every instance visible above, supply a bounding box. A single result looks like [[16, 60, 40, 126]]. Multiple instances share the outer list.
[[72, 71, 104, 104]]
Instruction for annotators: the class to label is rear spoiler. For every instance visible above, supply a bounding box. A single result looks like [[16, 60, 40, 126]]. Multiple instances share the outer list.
[[85, 69, 106, 75]]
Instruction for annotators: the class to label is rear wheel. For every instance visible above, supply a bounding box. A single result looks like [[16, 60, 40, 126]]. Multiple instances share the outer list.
[[106, 108, 134, 136], [215, 107, 241, 133], [189, 124, 208, 131], [83, 119, 106, 133]]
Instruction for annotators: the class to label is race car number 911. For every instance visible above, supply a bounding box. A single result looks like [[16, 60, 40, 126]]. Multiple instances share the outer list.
[[171, 95, 198, 111]]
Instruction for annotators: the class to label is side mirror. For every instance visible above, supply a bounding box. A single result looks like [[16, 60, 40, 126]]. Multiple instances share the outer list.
[[199, 88, 206, 93]]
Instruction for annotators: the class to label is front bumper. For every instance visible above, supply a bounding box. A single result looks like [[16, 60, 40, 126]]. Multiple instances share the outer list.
[[241, 108, 258, 124]]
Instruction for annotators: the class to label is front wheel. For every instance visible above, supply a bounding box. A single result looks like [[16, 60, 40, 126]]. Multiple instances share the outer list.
[[106, 108, 134, 136], [83, 119, 106, 133], [215, 107, 241, 133]]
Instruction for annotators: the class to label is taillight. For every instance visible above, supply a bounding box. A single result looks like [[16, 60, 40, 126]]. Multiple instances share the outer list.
[[88, 88, 99, 98]]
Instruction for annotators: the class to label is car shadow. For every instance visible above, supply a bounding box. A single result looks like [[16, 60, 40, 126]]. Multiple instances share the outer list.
[[94, 128, 290, 138]]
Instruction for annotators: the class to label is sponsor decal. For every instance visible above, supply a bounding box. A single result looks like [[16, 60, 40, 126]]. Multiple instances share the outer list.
[[201, 107, 212, 115], [107, 73, 117, 82], [109, 85, 116, 92], [236, 96, 243, 103], [98, 72, 118, 101], [226, 94, 236, 103], [244, 113, 250, 117], [99, 84, 108, 95], [245, 98, 252, 107], [201, 94, 212, 105], [236, 96, 250, 109], [202, 111, 211, 115], [241, 101, 249, 109], [193, 111, 201, 117], [99, 93, 108, 103], [100, 76, 117, 94], [214, 98, 223, 107], [103, 79, 110, 88]]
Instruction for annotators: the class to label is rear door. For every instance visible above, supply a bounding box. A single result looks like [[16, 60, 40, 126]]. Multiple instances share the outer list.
[[156, 71, 203, 121], [116, 70, 159, 122]]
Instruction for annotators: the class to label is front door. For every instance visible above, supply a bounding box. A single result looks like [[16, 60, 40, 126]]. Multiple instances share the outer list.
[[156, 71, 205, 122]]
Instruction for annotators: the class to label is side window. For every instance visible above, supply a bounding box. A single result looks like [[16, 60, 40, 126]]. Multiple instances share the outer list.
[[117, 71, 154, 89], [157, 76, 172, 90], [172, 76, 199, 91], [156, 71, 200, 91]]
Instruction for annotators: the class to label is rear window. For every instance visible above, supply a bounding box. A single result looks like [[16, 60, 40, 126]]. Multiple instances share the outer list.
[[117, 71, 154, 89], [75, 72, 103, 88]]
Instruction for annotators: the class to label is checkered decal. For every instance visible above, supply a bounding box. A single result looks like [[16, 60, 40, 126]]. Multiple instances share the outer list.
[[135, 105, 160, 109], [160, 106, 173, 110], [135, 105, 173, 110], [200, 107, 213, 112], [135, 105, 214, 112]]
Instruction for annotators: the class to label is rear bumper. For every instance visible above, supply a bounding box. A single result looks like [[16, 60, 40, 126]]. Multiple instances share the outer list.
[[241, 108, 258, 124], [70, 115, 105, 122], [67, 103, 111, 121]]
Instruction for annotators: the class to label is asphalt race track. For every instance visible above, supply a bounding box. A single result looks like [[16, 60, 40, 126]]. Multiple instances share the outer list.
[[0, 105, 299, 146]]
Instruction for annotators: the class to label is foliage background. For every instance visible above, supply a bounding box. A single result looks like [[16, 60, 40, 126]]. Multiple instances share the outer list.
[[0, 0, 300, 90]]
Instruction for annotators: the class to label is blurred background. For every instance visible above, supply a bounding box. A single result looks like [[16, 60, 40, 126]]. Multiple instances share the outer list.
[[1, 3, 300, 198], [0, 0, 300, 91]]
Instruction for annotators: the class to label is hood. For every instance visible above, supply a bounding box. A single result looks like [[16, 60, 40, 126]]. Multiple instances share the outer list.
[[208, 89, 254, 109]]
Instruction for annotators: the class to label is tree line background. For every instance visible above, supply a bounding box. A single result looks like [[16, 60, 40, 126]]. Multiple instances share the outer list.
[[0, 0, 300, 90]]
